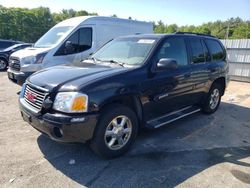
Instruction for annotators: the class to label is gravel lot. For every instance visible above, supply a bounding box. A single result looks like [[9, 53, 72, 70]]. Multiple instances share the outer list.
[[0, 72, 250, 188]]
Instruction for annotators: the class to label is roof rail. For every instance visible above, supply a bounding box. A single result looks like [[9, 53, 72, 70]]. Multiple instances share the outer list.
[[174, 32, 216, 38]]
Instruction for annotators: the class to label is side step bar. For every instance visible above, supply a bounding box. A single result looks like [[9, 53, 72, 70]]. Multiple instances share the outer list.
[[146, 106, 201, 129]]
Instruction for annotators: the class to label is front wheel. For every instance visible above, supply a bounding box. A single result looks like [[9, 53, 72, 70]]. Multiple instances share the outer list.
[[202, 83, 222, 114], [90, 105, 138, 158], [0, 58, 8, 71]]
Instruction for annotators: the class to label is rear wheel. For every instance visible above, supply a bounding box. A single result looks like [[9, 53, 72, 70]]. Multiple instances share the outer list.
[[0, 58, 8, 71], [202, 83, 222, 114], [90, 105, 138, 158]]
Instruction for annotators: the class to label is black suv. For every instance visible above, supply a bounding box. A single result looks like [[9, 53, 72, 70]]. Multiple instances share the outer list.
[[0, 39, 21, 50], [19, 32, 229, 158], [0, 43, 32, 71]]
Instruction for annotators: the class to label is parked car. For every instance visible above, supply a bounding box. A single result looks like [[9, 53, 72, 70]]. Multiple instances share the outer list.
[[19, 32, 229, 158], [0, 43, 32, 71], [0, 39, 21, 50], [7, 16, 153, 86]]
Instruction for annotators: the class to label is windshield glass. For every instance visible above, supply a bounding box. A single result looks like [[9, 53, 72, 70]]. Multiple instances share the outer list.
[[92, 38, 156, 66], [34, 26, 73, 48]]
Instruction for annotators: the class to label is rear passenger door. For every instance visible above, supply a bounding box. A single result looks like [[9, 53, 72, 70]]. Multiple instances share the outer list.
[[188, 37, 211, 102]]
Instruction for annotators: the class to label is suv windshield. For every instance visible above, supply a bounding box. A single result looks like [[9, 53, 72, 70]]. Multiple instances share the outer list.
[[92, 38, 156, 66], [34, 26, 73, 48]]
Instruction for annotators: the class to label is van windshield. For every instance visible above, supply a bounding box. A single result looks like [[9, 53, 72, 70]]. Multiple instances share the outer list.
[[91, 38, 156, 66], [34, 26, 73, 48]]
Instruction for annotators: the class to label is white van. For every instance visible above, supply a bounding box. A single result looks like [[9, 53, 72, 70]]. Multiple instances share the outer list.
[[7, 16, 153, 86]]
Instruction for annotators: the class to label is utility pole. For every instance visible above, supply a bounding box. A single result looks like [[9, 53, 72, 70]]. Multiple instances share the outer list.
[[226, 23, 230, 40]]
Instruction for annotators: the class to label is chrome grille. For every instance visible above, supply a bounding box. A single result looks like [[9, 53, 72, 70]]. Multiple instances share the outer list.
[[24, 85, 47, 111], [9, 57, 20, 71]]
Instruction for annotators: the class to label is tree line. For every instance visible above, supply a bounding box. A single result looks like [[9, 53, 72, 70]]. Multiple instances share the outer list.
[[153, 18, 250, 39], [0, 6, 97, 42], [0, 5, 249, 43]]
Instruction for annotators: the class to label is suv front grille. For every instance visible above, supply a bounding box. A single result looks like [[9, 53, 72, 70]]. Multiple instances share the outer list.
[[24, 84, 47, 111], [9, 57, 20, 71]]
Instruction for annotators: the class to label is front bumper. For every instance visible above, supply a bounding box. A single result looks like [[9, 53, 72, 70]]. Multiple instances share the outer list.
[[7, 68, 34, 86], [19, 99, 99, 143]]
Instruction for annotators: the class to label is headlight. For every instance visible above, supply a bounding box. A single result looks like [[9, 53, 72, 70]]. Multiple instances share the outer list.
[[53, 92, 88, 113], [22, 52, 47, 64], [22, 56, 36, 64]]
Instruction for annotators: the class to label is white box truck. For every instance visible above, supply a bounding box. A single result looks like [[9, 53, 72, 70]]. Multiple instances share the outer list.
[[7, 16, 153, 86]]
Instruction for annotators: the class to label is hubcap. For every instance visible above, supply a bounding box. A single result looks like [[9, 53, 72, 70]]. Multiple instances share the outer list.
[[0, 60, 6, 70], [104, 115, 132, 150], [209, 88, 220, 109]]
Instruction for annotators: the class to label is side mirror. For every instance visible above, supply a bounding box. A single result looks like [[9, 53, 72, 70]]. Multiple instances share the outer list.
[[64, 41, 75, 54], [157, 58, 178, 70]]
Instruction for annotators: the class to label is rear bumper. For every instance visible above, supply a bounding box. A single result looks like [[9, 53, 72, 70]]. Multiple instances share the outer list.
[[7, 68, 33, 86], [226, 74, 230, 88], [19, 99, 99, 143]]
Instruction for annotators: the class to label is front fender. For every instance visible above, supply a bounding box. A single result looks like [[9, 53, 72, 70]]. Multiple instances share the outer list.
[[88, 88, 143, 124]]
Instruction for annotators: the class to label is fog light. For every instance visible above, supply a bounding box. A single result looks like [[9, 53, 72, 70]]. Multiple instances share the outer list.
[[53, 127, 63, 138]]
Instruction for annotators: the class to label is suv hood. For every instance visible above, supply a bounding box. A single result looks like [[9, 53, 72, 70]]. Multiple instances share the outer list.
[[27, 64, 129, 91], [10, 47, 49, 59]]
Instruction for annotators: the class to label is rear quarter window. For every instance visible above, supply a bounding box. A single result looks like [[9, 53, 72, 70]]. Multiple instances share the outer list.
[[205, 39, 225, 61], [0, 41, 13, 49]]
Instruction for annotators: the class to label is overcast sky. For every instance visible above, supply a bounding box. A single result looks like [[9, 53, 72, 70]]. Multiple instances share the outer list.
[[0, 0, 249, 25]]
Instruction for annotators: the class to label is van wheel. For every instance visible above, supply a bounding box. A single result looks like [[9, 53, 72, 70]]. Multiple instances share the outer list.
[[90, 105, 138, 158], [0, 58, 8, 71], [202, 83, 222, 114]]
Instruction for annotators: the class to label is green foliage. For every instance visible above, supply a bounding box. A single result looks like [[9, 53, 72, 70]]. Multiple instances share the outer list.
[[0, 5, 249, 42], [154, 17, 250, 39], [0, 6, 97, 42], [154, 21, 165, 33]]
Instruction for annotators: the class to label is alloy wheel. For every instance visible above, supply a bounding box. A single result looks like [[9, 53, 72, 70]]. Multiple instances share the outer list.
[[104, 115, 132, 150], [0, 59, 7, 70], [209, 88, 220, 109]]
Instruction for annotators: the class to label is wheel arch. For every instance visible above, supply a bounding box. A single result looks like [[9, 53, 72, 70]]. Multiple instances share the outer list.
[[0, 56, 8, 62], [98, 95, 143, 127], [212, 77, 226, 96]]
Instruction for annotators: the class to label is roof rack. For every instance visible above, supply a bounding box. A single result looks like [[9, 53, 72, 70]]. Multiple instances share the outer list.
[[174, 32, 216, 38]]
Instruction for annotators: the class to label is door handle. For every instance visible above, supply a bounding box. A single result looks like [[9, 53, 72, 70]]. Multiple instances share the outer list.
[[184, 73, 191, 78], [210, 68, 216, 73]]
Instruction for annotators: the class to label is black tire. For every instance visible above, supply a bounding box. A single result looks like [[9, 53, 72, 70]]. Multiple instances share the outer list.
[[90, 104, 138, 158], [202, 83, 222, 114], [0, 58, 8, 71]]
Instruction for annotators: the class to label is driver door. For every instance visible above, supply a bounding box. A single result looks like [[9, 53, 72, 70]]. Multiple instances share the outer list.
[[142, 36, 194, 121], [53, 26, 94, 65]]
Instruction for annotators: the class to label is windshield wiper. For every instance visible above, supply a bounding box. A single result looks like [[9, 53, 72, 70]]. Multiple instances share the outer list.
[[86, 58, 125, 67], [104, 59, 125, 67], [87, 57, 100, 63]]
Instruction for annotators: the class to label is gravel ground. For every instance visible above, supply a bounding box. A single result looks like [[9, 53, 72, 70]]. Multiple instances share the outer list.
[[0, 72, 249, 188]]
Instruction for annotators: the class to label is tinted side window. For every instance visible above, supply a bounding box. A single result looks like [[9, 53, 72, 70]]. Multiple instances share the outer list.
[[55, 30, 79, 55], [67, 30, 79, 54], [0, 41, 13, 49], [202, 40, 211, 62], [156, 37, 188, 66], [205, 39, 224, 61], [55, 28, 93, 55], [79, 28, 92, 52], [189, 38, 205, 63]]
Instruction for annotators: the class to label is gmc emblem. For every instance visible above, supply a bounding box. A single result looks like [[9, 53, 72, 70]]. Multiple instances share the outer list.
[[26, 91, 36, 103]]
